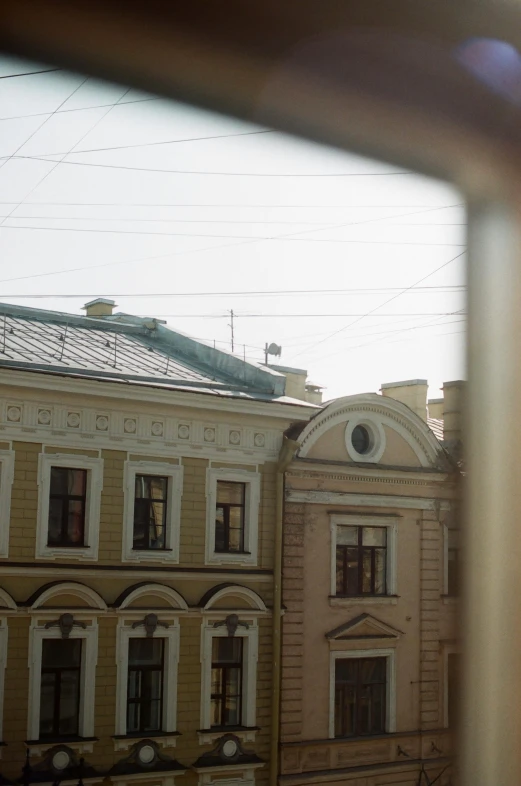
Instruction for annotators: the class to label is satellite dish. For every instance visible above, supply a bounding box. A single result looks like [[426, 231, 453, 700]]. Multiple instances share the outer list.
[[268, 343, 282, 356]]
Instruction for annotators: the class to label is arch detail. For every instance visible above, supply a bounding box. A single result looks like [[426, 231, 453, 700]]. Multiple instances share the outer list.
[[117, 583, 188, 611], [30, 581, 107, 610], [201, 583, 267, 612], [0, 587, 16, 610]]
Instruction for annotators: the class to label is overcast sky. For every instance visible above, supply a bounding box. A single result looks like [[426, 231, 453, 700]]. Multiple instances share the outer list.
[[0, 55, 466, 401]]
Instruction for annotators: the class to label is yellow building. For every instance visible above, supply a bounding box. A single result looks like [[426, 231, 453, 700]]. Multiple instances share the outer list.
[[279, 380, 461, 786], [0, 300, 316, 786]]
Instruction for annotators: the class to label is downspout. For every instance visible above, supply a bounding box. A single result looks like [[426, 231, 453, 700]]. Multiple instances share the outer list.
[[270, 436, 300, 786]]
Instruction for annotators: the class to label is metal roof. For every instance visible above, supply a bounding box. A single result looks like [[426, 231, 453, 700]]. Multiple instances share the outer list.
[[0, 302, 299, 401], [427, 416, 444, 442]]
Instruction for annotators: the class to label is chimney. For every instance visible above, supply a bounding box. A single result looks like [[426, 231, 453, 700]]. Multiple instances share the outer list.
[[381, 379, 428, 422], [442, 380, 465, 444], [305, 383, 323, 405], [83, 298, 117, 318], [428, 398, 444, 419]]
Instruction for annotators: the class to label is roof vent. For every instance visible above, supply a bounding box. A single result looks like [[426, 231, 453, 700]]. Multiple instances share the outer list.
[[83, 298, 117, 318]]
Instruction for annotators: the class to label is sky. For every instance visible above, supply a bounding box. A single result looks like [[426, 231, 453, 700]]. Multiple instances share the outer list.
[[0, 55, 466, 401]]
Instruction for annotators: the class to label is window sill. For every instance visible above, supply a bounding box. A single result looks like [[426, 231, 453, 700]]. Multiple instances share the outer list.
[[123, 549, 179, 564], [197, 726, 259, 746], [206, 551, 256, 567], [36, 546, 97, 562], [25, 737, 97, 757], [329, 595, 399, 607], [112, 731, 180, 752]]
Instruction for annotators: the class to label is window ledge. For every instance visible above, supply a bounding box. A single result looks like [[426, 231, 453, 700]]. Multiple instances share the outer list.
[[329, 595, 399, 607], [123, 549, 179, 564], [36, 547, 96, 562], [441, 594, 459, 605], [112, 731, 180, 752], [25, 737, 98, 757], [197, 726, 260, 746], [207, 552, 256, 567]]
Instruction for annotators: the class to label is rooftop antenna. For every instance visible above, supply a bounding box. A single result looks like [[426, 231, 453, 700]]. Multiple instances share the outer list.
[[264, 342, 282, 365], [228, 309, 235, 353]]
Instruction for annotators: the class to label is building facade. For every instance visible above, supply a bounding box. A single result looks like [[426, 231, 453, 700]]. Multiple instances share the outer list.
[[279, 381, 460, 786], [0, 300, 316, 786]]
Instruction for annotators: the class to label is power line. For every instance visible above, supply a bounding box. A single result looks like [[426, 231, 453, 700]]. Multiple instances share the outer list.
[[0, 286, 464, 298], [2, 129, 274, 158], [289, 249, 467, 361], [0, 96, 161, 123], [0, 224, 465, 246], [0, 201, 465, 209], [12, 154, 414, 177], [68, 312, 464, 318], [0, 68, 62, 80]]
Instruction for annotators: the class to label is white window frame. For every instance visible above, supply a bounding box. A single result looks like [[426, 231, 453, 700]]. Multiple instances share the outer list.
[[0, 450, 15, 559], [443, 643, 460, 728], [344, 415, 386, 463], [205, 468, 260, 566], [115, 617, 180, 739], [329, 647, 396, 739], [0, 618, 7, 742], [330, 515, 398, 598], [122, 461, 183, 563], [443, 524, 459, 596], [36, 453, 103, 561], [200, 619, 259, 732], [27, 617, 98, 742]]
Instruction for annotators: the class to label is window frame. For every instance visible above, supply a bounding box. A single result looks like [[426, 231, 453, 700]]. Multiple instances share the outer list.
[[330, 515, 398, 598], [329, 648, 396, 739], [0, 449, 15, 559], [115, 617, 180, 737], [47, 467, 88, 549], [333, 655, 387, 738], [122, 460, 183, 564], [205, 467, 260, 566], [0, 618, 7, 742], [215, 480, 246, 554], [36, 453, 103, 561], [200, 620, 258, 732], [444, 524, 460, 597], [126, 636, 165, 734], [27, 617, 98, 743], [39, 637, 83, 739], [210, 636, 244, 728], [335, 524, 388, 597]]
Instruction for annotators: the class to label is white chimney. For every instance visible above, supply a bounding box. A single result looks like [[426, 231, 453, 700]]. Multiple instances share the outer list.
[[380, 379, 428, 422], [83, 298, 117, 318]]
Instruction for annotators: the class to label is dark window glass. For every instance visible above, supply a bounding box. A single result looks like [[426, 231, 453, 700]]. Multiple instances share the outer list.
[[127, 638, 164, 733], [336, 525, 387, 596], [215, 481, 246, 553], [335, 657, 386, 737], [133, 475, 168, 550], [48, 468, 87, 547], [351, 424, 371, 455], [210, 637, 243, 727], [39, 639, 82, 738], [447, 529, 460, 596], [447, 653, 460, 728]]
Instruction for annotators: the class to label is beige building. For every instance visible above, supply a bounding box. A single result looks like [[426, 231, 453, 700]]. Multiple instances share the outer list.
[[279, 380, 461, 786], [0, 300, 317, 786]]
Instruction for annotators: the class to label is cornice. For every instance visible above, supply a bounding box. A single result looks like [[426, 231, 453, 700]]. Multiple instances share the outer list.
[[286, 468, 452, 487]]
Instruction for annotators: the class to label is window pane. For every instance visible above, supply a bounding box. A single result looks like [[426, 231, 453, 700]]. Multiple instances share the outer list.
[[127, 702, 139, 732], [215, 509, 226, 551], [129, 638, 163, 666], [213, 637, 243, 663], [224, 694, 240, 725], [143, 698, 161, 731], [337, 526, 358, 546], [58, 670, 80, 735], [67, 469, 87, 496], [362, 527, 386, 547], [67, 500, 85, 544], [448, 529, 459, 548], [143, 668, 163, 701], [132, 499, 148, 548], [335, 683, 355, 737], [228, 506, 244, 551], [47, 498, 63, 544], [374, 549, 386, 594], [50, 467, 69, 495], [39, 673, 56, 736], [217, 481, 245, 505], [42, 639, 81, 668], [362, 549, 373, 593], [360, 658, 386, 682], [135, 475, 167, 499], [210, 696, 222, 726], [127, 669, 142, 699], [335, 659, 357, 683]]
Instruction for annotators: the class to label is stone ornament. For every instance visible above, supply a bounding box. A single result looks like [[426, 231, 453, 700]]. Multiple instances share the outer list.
[[45, 613, 87, 639], [213, 613, 249, 637], [178, 424, 190, 439], [95, 415, 109, 431], [131, 613, 169, 637], [229, 430, 241, 445], [151, 421, 163, 436], [51, 749, 71, 771], [124, 418, 137, 433], [67, 412, 81, 428], [204, 427, 216, 442], [6, 406, 21, 422], [37, 409, 52, 425], [254, 433, 265, 447]]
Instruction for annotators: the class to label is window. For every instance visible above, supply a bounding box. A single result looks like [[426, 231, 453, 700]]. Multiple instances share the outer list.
[[215, 481, 246, 553], [39, 639, 82, 738], [211, 637, 243, 727], [48, 468, 87, 547], [447, 529, 460, 596], [0, 616, 8, 742], [336, 525, 387, 596], [447, 652, 460, 728], [27, 618, 98, 744], [334, 657, 386, 737], [122, 461, 183, 563], [0, 450, 15, 558], [36, 453, 103, 561], [344, 416, 386, 463], [205, 468, 260, 565], [127, 638, 164, 733], [133, 475, 168, 550]]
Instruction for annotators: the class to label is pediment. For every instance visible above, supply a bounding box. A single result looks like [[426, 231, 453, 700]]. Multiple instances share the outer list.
[[326, 613, 404, 641]]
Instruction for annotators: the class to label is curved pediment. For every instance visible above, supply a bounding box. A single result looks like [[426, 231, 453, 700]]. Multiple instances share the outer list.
[[297, 393, 447, 469]]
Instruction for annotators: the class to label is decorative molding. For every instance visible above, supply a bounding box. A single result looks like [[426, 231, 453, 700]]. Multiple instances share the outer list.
[[0, 449, 14, 558], [288, 489, 451, 512], [44, 613, 87, 638], [213, 614, 249, 636], [202, 585, 267, 613], [287, 468, 451, 486], [326, 613, 404, 640], [330, 514, 398, 597], [0, 397, 283, 460], [118, 583, 188, 612], [31, 582, 107, 610]]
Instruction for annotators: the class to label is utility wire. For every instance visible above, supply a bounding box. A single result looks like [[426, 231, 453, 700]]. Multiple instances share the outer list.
[[0, 96, 161, 123], [11, 154, 414, 177], [0, 286, 464, 298], [0, 201, 465, 209], [0, 68, 62, 79], [0, 204, 464, 286], [289, 249, 467, 361]]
